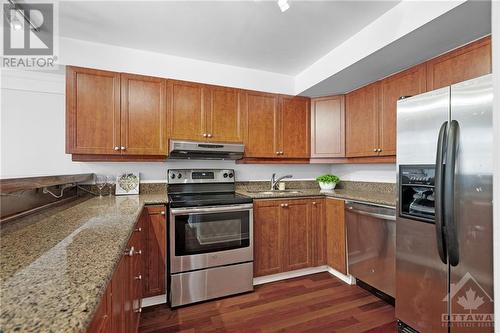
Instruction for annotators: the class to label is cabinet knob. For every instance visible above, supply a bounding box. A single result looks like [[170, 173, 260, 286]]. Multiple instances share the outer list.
[[378, 148, 382, 152], [134, 307, 142, 313], [280, 203, 285, 207], [114, 146, 120, 151], [276, 151, 280, 155], [373, 148, 377, 152], [121, 146, 126, 150], [203, 133, 208, 138], [134, 249, 142, 256], [312, 202, 316, 205], [134, 227, 142, 232], [124, 246, 134, 257], [134, 274, 142, 280], [207, 134, 213, 138], [284, 203, 288, 207], [160, 211, 165, 215]]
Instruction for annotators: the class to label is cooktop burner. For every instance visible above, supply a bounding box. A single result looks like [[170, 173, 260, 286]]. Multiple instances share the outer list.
[[168, 192, 252, 208]]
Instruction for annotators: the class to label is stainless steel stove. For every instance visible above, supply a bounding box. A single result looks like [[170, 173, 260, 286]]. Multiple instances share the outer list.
[[167, 169, 254, 307]]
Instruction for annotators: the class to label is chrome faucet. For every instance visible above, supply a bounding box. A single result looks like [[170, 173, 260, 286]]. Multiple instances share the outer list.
[[270, 173, 293, 190]]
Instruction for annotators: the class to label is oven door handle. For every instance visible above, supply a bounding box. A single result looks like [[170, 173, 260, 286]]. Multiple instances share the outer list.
[[170, 203, 254, 215]]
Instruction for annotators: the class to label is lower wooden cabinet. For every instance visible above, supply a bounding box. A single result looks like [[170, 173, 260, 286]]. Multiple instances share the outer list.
[[142, 205, 167, 298], [325, 198, 347, 274], [88, 210, 146, 333], [253, 198, 339, 277]]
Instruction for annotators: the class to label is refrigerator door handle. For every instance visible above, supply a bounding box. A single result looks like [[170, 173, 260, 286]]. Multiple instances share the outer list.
[[445, 120, 460, 266], [434, 121, 448, 264]]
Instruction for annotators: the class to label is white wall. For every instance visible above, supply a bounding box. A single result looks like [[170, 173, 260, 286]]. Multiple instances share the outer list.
[[330, 164, 396, 183], [0, 69, 330, 182], [492, 1, 499, 331]]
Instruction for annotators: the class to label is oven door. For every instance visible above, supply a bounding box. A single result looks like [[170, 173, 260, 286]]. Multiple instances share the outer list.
[[170, 203, 253, 273]]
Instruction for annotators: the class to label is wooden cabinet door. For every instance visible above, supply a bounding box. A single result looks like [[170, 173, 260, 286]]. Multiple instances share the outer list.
[[325, 198, 347, 274], [311, 199, 327, 266], [280, 96, 310, 158], [111, 256, 128, 333], [120, 74, 167, 156], [87, 284, 111, 333], [142, 205, 166, 298], [129, 218, 143, 333], [245, 92, 280, 158], [253, 200, 284, 276], [207, 87, 245, 143], [310, 96, 345, 158], [345, 82, 380, 157], [283, 199, 312, 271], [379, 65, 426, 156], [167, 80, 208, 141], [426, 36, 491, 91], [66, 66, 121, 155]]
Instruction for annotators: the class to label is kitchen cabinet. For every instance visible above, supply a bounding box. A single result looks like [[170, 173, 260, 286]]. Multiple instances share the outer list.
[[345, 82, 380, 158], [426, 36, 491, 91], [379, 65, 427, 156], [207, 86, 246, 143], [67, 67, 167, 159], [325, 198, 346, 274], [311, 199, 327, 266], [120, 73, 167, 155], [245, 93, 309, 159], [310, 96, 345, 158], [282, 199, 313, 271], [253, 200, 284, 277], [89, 212, 145, 333], [66, 66, 121, 155], [142, 205, 166, 298]]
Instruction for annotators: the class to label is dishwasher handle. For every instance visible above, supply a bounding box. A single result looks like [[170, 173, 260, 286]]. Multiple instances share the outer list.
[[346, 206, 396, 221]]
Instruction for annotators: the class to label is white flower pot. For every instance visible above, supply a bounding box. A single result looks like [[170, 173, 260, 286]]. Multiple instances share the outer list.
[[319, 182, 336, 190]]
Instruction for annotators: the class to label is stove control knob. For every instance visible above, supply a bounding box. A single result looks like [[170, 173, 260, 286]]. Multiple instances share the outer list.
[[170, 173, 176, 179], [228, 173, 234, 178], [223, 173, 228, 178], [177, 173, 182, 179]]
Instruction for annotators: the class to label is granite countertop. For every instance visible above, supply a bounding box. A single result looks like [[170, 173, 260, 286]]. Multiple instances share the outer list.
[[0, 193, 167, 333]]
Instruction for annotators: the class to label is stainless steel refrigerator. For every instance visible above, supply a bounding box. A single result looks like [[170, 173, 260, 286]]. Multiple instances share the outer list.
[[395, 74, 493, 333]]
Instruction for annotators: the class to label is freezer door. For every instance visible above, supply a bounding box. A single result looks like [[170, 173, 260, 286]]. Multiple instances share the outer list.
[[396, 87, 450, 333], [449, 74, 493, 332]]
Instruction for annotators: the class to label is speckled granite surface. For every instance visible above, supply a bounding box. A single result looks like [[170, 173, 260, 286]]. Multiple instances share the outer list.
[[236, 180, 396, 207], [0, 193, 167, 333]]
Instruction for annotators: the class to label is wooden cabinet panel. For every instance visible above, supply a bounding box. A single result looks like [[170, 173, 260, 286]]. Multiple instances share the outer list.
[[280, 97, 310, 158], [283, 200, 312, 271], [253, 200, 284, 277], [311, 199, 327, 266], [167, 80, 208, 141], [207, 87, 245, 143], [426, 36, 491, 91], [87, 284, 111, 333], [120, 74, 167, 155], [245, 92, 280, 158], [379, 65, 426, 156], [111, 255, 128, 333], [142, 205, 166, 298], [129, 216, 144, 333], [345, 82, 380, 157], [325, 198, 346, 274], [310, 96, 345, 158], [66, 66, 120, 155]]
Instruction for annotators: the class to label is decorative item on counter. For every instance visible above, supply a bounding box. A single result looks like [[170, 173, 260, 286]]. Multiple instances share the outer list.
[[95, 175, 107, 197], [115, 173, 140, 195], [106, 175, 114, 196], [315, 174, 340, 191]]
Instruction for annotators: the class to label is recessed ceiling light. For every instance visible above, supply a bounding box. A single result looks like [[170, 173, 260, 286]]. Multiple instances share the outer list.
[[278, 0, 290, 12]]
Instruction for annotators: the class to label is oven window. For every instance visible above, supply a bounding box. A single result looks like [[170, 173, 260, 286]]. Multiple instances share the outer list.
[[175, 211, 250, 256]]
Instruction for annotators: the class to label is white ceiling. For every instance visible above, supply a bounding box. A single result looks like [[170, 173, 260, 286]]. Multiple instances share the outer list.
[[59, 1, 399, 75]]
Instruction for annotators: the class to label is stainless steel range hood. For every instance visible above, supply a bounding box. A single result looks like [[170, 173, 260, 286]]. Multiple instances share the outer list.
[[168, 140, 245, 160]]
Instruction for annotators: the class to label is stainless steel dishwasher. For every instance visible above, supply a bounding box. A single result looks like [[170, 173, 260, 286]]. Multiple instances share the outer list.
[[345, 201, 396, 297]]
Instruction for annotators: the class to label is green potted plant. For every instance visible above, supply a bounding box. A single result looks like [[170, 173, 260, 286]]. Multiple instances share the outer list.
[[315, 174, 340, 190]]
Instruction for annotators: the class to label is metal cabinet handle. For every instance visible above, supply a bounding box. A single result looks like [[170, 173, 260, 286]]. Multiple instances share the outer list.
[[134, 274, 142, 280], [207, 134, 213, 138], [134, 307, 142, 313], [134, 227, 142, 232], [124, 246, 134, 257], [312, 201, 316, 205], [378, 148, 382, 152], [276, 151, 280, 155], [134, 249, 142, 256], [114, 146, 120, 151], [160, 211, 165, 215], [373, 148, 377, 152], [121, 146, 126, 150], [280, 151, 284, 155], [281, 203, 288, 208], [203, 133, 208, 138]]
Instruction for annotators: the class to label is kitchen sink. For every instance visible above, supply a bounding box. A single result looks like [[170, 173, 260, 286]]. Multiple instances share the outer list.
[[246, 190, 302, 195]]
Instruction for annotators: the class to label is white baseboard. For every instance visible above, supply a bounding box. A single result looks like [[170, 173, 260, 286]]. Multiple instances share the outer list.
[[253, 265, 355, 286], [142, 294, 167, 307]]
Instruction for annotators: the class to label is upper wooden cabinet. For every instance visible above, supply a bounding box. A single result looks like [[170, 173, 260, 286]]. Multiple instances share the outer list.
[[167, 81, 245, 143], [379, 65, 427, 156], [426, 36, 491, 91], [66, 67, 167, 158], [66, 67, 121, 155], [245, 92, 280, 158], [245, 93, 309, 159], [310, 96, 345, 158], [121, 74, 167, 155], [345, 82, 380, 158]]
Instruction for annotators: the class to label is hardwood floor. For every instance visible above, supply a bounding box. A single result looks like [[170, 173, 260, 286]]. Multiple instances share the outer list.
[[139, 273, 396, 333]]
